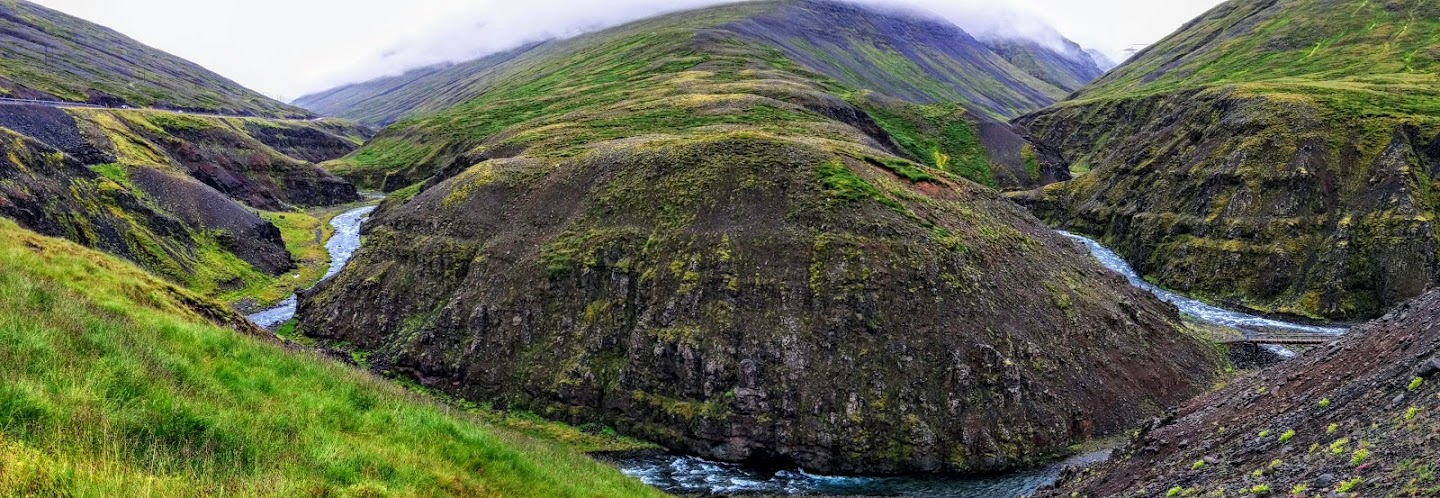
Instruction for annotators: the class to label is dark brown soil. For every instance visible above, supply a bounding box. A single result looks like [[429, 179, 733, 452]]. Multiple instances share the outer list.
[[1037, 289, 1440, 497]]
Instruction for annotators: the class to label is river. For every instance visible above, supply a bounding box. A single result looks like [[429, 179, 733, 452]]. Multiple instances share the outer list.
[[616, 231, 1351, 496], [252, 208, 1347, 495], [246, 206, 377, 328]]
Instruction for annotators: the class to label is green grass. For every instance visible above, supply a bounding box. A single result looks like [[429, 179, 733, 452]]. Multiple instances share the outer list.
[[1080, 0, 1440, 101], [0, 218, 663, 497], [323, 2, 984, 194], [851, 94, 997, 187]]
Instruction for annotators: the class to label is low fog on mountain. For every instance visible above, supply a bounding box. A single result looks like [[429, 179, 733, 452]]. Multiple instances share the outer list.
[[32, 0, 1221, 99]]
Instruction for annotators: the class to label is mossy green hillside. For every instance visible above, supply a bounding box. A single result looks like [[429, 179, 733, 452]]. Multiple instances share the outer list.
[[1018, 0, 1440, 320], [0, 99, 369, 307], [326, 1, 1060, 193], [298, 0, 1099, 129], [65, 108, 362, 211], [1074, 0, 1440, 104], [0, 217, 662, 497]]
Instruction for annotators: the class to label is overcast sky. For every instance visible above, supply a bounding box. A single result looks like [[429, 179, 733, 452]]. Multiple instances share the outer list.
[[30, 0, 1223, 101]]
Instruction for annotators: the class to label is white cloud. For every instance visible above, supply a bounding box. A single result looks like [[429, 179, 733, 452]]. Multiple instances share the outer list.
[[28, 0, 1224, 99]]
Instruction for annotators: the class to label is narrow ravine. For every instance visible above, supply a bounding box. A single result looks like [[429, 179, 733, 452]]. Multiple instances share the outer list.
[[619, 232, 1351, 496], [1057, 232, 1349, 336], [247, 206, 377, 328]]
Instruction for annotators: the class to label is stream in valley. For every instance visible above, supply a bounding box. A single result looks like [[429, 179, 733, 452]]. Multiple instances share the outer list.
[[616, 231, 1352, 496], [246, 206, 377, 328]]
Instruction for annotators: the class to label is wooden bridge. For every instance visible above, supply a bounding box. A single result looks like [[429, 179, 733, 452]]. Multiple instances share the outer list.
[[1219, 334, 1338, 346]]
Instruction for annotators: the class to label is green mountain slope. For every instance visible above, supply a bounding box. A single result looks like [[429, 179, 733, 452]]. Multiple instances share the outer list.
[[983, 37, 1106, 95], [292, 42, 549, 127], [0, 0, 309, 117], [295, 0, 1099, 127], [293, 0, 1220, 476], [321, 0, 1096, 192], [0, 217, 661, 497], [1017, 0, 1440, 320]]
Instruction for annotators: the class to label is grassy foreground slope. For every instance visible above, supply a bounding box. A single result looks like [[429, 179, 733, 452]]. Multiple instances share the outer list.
[[1018, 0, 1440, 320], [0, 218, 662, 497]]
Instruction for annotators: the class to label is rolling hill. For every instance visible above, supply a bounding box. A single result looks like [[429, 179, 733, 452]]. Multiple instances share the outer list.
[[292, 0, 1220, 476], [1017, 0, 1440, 321]]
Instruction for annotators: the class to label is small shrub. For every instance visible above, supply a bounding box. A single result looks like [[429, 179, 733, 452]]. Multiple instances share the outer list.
[[1168, 486, 1185, 498], [1193, 459, 1207, 470], [1319, 398, 1331, 408], [1250, 484, 1271, 494], [1406, 406, 1420, 421], [1279, 429, 1296, 443], [1291, 483, 1309, 495], [1327, 423, 1339, 434], [1337, 477, 1362, 492], [1352, 448, 1371, 466], [1258, 430, 1272, 438], [1330, 438, 1350, 454], [1409, 377, 1424, 391]]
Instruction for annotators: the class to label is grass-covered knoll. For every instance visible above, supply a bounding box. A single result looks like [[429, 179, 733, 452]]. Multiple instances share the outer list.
[[0, 0, 308, 117], [0, 217, 662, 497]]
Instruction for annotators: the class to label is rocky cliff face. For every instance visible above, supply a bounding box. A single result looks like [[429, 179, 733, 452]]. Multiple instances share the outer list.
[[1038, 288, 1440, 497], [1016, 0, 1440, 321], [295, 0, 1220, 476]]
